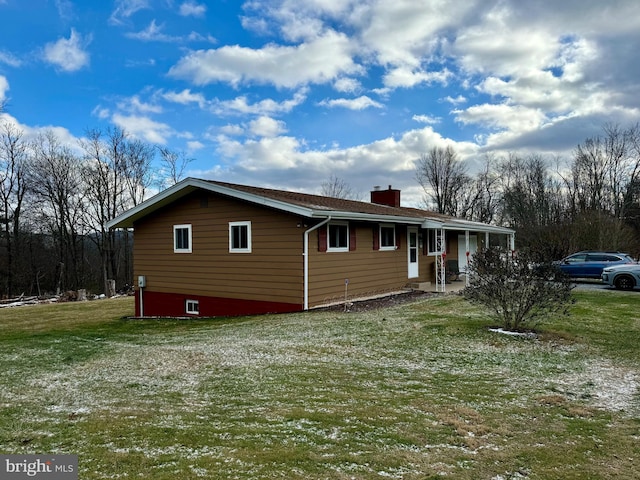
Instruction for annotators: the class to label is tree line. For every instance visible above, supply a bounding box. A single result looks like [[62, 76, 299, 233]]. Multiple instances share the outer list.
[[0, 113, 191, 298], [416, 123, 640, 260]]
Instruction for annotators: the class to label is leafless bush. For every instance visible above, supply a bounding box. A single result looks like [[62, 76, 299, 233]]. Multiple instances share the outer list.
[[463, 248, 574, 331]]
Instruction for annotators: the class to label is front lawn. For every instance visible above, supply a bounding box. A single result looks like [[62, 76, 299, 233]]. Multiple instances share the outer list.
[[0, 292, 638, 479]]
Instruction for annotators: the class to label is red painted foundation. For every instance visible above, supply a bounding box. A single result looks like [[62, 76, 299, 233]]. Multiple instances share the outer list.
[[135, 290, 302, 318]]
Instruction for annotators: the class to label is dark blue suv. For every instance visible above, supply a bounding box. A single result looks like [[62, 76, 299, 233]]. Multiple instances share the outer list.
[[556, 251, 636, 278]]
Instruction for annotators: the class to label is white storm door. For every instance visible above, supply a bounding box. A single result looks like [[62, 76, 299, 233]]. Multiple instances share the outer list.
[[408, 227, 419, 278]]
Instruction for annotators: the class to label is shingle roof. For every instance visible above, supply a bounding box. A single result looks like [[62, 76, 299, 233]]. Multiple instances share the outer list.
[[107, 177, 514, 235], [204, 180, 442, 220]]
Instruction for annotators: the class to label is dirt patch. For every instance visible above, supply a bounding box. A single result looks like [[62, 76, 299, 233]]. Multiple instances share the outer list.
[[320, 290, 437, 312]]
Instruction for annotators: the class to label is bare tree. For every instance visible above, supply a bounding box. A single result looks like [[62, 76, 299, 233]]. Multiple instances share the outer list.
[[157, 147, 193, 188], [122, 139, 155, 207], [81, 126, 153, 294], [0, 122, 30, 296], [458, 154, 499, 223], [30, 130, 85, 293], [416, 146, 469, 216], [321, 174, 359, 199]]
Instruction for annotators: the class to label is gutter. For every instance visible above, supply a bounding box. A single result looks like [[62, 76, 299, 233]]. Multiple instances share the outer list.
[[303, 216, 331, 310]]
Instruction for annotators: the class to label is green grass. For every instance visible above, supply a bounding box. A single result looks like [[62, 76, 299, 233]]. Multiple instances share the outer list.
[[0, 292, 638, 479]]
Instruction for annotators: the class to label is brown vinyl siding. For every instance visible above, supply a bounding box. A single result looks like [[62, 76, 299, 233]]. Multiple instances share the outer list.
[[308, 225, 416, 307], [133, 191, 304, 305]]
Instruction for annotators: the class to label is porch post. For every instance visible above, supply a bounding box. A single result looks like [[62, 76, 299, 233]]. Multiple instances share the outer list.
[[465, 230, 470, 286]]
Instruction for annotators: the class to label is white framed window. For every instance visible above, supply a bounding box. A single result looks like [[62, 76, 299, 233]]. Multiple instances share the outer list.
[[229, 221, 252, 253], [427, 229, 444, 255], [173, 224, 192, 253], [186, 299, 199, 315], [379, 224, 396, 251], [328, 222, 349, 252]]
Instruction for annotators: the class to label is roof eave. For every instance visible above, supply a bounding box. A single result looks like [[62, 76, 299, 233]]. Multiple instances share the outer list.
[[310, 210, 425, 224], [107, 177, 515, 236]]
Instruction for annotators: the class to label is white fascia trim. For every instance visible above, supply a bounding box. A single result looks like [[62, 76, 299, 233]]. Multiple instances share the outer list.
[[312, 210, 424, 225], [441, 222, 515, 235]]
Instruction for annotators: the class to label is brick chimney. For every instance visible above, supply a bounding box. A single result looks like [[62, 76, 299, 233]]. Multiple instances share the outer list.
[[371, 185, 401, 207]]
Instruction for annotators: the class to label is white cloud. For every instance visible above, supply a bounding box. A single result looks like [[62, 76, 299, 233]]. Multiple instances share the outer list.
[[333, 77, 361, 93], [111, 113, 173, 144], [186, 140, 204, 151], [0, 76, 8, 103], [91, 105, 110, 119], [249, 116, 287, 137], [43, 29, 91, 72], [219, 124, 245, 136], [179, 2, 206, 17], [162, 89, 207, 108], [0, 112, 82, 155], [318, 95, 383, 110], [443, 95, 466, 105], [126, 20, 211, 43], [0, 50, 22, 68], [383, 67, 452, 89], [168, 30, 361, 88], [213, 90, 307, 116], [412, 114, 441, 125], [109, 0, 149, 25], [453, 103, 547, 134], [127, 20, 175, 42], [55, 0, 75, 20], [207, 125, 477, 206], [117, 95, 162, 115], [360, 1, 476, 65]]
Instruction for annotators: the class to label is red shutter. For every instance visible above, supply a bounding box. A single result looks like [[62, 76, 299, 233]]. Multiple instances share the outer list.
[[318, 225, 327, 252], [372, 225, 380, 250], [349, 223, 357, 251], [396, 226, 402, 249]]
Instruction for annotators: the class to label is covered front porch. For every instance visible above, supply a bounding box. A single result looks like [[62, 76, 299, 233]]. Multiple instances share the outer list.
[[421, 218, 516, 293]]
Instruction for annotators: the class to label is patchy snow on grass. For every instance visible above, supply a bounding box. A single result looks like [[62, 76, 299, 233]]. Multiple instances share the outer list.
[[552, 359, 640, 415], [489, 328, 537, 339]]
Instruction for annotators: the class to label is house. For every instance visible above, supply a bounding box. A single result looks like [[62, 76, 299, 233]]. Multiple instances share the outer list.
[[107, 178, 515, 317]]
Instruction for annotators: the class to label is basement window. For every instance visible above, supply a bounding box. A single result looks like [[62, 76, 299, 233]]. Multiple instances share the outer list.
[[229, 221, 252, 253], [174, 224, 192, 253], [186, 299, 199, 315]]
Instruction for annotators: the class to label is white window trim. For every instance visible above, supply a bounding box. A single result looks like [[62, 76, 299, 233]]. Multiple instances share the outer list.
[[173, 224, 192, 253], [379, 224, 396, 251], [229, 221, 252, 253], [327, 221, 349, 252], [185, 299, 199, 315]]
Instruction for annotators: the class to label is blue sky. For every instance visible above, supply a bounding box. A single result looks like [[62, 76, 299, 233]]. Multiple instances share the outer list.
[[1, 0, 640, 206]]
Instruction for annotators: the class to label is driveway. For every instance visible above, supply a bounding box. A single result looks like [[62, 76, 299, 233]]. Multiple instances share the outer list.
[[571, 279, 639, 292]]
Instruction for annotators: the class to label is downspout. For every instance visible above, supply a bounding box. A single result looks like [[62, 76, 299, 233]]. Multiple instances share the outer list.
[[303, 217, 332, 310]]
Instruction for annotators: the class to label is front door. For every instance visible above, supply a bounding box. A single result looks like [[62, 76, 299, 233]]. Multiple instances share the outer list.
[[408, 227, 419, 278]]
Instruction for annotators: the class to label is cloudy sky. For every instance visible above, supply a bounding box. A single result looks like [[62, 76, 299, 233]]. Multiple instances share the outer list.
[[1, 0, 639, 206]]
